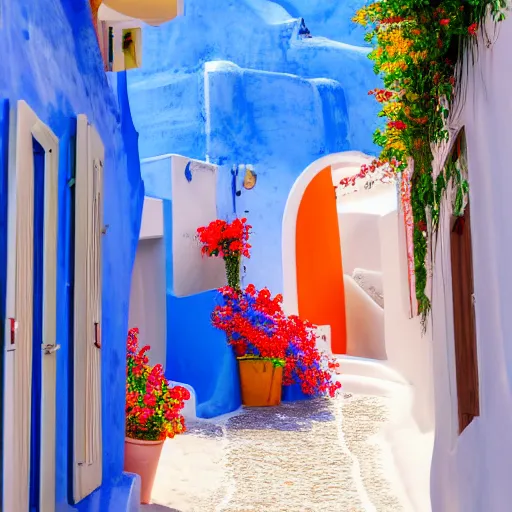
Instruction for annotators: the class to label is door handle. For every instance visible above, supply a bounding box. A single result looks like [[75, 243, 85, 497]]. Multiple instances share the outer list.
[[94, 322, 101, 349], [42, 344, 61, 355]]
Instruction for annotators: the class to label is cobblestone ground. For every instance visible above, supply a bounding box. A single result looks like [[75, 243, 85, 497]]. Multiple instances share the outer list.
[[145, 394, 406, 512]]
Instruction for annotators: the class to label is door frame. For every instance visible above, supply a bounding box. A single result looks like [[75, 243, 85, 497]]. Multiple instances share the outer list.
[[3, 100, 58, 512], [281, 151, 373, 316]]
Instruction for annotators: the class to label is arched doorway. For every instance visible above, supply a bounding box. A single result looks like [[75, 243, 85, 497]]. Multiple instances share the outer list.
[[282, 151, 376, 355]]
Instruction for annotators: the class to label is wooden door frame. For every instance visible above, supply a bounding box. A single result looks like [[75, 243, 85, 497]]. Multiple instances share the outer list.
[[450, 200, 480, 434]]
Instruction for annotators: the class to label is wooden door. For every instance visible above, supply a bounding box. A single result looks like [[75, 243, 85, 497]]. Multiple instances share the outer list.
[[450, 201, 480, 434]]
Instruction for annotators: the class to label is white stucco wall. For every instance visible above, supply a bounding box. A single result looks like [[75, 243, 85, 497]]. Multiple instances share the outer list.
[[429, 14, 512, 512], [139, 197, 164, 240], [129, 238, 167, 368], [337, 183, 397, 274], [381, 211, 435, 431], [170, 155, 227, 297], [338, 212, 382, 274]]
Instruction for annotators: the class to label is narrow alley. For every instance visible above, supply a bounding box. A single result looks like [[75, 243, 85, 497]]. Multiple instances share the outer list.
[[1, 0, 510, 511], [144, 393, 410, 512]]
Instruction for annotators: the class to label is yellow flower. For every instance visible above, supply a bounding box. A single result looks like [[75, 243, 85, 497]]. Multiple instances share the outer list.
[[382, 101, 404, 117], [378, 27, 413, 57], [353, 9, 368, 26], [385, 128, 407, 153], [380, 60, 408, 74], [410, 50, 428, 63]]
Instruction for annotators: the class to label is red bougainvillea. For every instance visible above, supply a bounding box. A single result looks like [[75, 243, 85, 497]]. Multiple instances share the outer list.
[[212, 285, 341, 398], [126, 328, 191, 441], [197, 217, 252, 289], [336, 158, 396, 196], [197, 218, 251, 259]]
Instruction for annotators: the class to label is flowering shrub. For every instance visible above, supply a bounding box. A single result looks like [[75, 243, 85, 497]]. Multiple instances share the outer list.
[[354, 0, 507, 323], [197, 218, 252, 289], [126, 328, 190, 441], [336, 158, 396, 198], [212, 285, 341, 398]]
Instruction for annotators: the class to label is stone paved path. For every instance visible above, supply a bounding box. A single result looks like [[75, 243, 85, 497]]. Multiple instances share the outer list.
[[144, 394, 407, 512]]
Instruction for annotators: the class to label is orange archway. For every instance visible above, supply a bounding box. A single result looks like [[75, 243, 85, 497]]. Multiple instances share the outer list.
[[295, 166, 347, 354]]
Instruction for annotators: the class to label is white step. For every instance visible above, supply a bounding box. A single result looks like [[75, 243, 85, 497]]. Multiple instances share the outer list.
[[337, 373, 407, 398], [336, 355, 408, 385]]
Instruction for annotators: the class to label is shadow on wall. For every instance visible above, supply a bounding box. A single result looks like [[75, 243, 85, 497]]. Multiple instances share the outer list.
[[344, 275, 385, 360], [129, 237, 167, 367]]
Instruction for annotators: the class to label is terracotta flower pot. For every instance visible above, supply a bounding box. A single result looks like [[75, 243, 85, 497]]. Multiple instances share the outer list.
[[124, 437, 165, 504], [238, 358, 283, 407]]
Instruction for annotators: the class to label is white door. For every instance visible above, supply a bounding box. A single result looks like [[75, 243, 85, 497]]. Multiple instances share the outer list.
[[3, 100, 59, 512]]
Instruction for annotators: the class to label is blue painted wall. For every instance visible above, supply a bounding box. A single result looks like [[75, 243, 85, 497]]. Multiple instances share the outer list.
[[270, 0, 371, 46], [130, 0, 381, 294], [0, 1, 143, 510], [132, 0, 381, 416]]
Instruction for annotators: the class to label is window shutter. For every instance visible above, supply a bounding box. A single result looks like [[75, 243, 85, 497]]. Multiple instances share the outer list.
[[73, 115, 104, 502], [450, 201, 480, 434]]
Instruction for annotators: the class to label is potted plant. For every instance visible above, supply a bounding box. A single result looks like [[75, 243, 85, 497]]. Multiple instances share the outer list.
[[124, 327, 190, 504], [197, 217, 341, 405], [212, 285, 289, 406], [196, 217, 251, 289], [212, 285, 341, 406]]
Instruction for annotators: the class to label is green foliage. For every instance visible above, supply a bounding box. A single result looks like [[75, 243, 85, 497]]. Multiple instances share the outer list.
[[354, 0, 506, 319]]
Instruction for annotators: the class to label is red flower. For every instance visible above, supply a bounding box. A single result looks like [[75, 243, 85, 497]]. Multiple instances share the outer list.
[[368, 88, 393, 103], [197, 217, 252, 259], [388, 120, 407, 130], [439, 19, 450, 26], [417, 220, 427, 232], [212, 285, 342, 398], [126, 328, 190, 441], [468, 23, 478, 36], [338, 159, 396, 191]]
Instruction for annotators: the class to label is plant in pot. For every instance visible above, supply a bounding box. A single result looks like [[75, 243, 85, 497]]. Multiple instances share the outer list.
[[196, 217, 251, 289], [124, 327, 190, 504], [212, 284, 289, 406], [212, 284, 342, 407]]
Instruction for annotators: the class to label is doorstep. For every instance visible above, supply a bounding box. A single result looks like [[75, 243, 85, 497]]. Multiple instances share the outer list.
[[66, 472, 141, 512]]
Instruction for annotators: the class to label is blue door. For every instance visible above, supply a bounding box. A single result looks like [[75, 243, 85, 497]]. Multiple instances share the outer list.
[[29, 138, 45, 511]]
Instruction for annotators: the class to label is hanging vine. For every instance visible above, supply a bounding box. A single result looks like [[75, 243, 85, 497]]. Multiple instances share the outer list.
[[354, 0, 507, 323]]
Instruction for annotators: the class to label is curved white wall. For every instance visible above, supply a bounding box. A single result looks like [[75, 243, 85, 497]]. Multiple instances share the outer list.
[[337, 181, 398, 215], [339, 212, 382, 274], [429, 14, 512, 512], [282, 151, 373, 316], [337, 183, 397, 274]]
